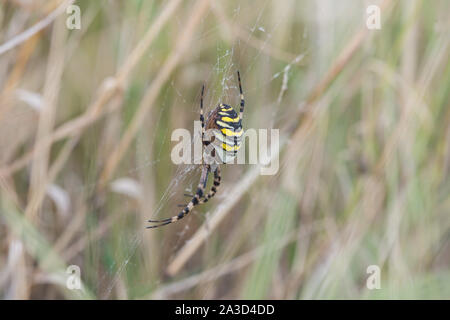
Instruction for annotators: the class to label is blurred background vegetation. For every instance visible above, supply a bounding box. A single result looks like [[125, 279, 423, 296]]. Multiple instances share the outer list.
[[0, 0, 449, 299]]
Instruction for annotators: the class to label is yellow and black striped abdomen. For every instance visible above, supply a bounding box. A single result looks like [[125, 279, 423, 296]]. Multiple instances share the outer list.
[[210, 104, 243, 163]]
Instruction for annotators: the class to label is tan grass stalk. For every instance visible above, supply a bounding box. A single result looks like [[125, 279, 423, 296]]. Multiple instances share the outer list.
[[26, 17, 67, 221], [0, 0, 74, 56], [98, 0, 210, 189], [211, 1, 300, 64], [0, 0, 184, 178]]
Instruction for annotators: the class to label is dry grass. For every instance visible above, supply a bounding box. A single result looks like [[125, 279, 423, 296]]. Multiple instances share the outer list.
[[0, 0, 449, 299]]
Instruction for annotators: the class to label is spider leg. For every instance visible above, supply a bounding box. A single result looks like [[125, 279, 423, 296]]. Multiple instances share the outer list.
[[200, 84, 205, 141], [147, 165, 210, 228], [237, 71, 244, 121], [197, 84, 208, 203], [200, 166, 221, 204]]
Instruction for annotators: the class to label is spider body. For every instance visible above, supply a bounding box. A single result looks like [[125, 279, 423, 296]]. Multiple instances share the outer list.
[[205, 103, 243, 165], [147, 71, 244, 229]]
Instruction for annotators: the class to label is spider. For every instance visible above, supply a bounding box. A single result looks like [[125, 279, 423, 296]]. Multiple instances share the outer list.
[[147, 71, 244, 228]]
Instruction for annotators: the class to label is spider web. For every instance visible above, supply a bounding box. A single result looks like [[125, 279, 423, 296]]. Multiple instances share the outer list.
[[101, 0, 305, 298]]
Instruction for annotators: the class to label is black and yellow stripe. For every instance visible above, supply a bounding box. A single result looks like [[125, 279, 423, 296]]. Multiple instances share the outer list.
[[212, 103, 243, 162]]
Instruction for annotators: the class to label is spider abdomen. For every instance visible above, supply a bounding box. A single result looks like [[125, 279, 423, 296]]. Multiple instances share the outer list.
[[206, 103, 243, 164]]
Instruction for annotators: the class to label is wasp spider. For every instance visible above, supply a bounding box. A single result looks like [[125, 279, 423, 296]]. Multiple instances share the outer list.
[[147, 71, 244, 228]]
